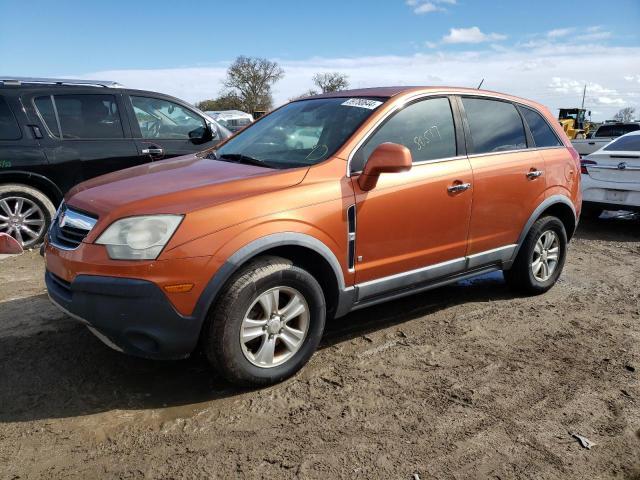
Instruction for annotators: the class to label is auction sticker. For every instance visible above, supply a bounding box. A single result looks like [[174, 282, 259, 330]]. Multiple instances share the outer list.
[[341, 98, 383, 110]]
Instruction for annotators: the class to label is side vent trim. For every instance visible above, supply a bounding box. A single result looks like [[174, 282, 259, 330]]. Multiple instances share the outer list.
[[347, 204, 356, 272]]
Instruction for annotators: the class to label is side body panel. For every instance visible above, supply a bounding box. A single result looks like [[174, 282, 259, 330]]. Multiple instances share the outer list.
[[351, 158, 473, 284], [466, 150, 547, 255]]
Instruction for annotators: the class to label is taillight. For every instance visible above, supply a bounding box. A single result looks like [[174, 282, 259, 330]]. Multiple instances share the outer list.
[[580, 159, 597, 174]]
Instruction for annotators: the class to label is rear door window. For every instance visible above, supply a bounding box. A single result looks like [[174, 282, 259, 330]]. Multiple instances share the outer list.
[[0, 96, 21, 140], [352, 97, 457, 171], [462, 97, 527, 154], [520, 106, 562, 148], [34, 94, 124, 139], [55, 95, 123, 139]]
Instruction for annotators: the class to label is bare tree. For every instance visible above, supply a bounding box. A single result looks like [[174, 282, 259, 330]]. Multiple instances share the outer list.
[[613, 107, 636, 123], [223, 56, 284, 113], [312, 72, 349, 93]]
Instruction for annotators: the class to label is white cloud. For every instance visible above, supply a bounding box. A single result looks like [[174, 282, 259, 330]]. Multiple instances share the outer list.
[[548, 77, 629, 108], [442, 27, 507, 44], [77, 44, 639, 122], [406, 0, 455, 14], [546, 28, 574, 38], [576, 31, 612, 41]]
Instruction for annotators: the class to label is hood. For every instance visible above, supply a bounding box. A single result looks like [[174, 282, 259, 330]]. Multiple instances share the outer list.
[[66, 154, 308, 218]]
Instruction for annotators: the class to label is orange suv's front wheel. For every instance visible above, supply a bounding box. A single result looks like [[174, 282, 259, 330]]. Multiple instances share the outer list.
[[504, 216, 568, 295], [203, 255, 326, 386]]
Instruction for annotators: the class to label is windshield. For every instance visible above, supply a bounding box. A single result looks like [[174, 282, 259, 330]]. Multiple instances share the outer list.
[[213, 97, 385, 168]]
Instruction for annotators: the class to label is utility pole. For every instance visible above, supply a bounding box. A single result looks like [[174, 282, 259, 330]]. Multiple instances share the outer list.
[[581, 84, 586, 109]]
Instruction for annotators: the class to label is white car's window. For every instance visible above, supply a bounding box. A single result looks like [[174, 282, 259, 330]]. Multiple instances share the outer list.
[[604, 135, 640, 151]]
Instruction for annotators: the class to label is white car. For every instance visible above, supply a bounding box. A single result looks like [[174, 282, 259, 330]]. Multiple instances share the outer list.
[[581, 130, 640, 216]]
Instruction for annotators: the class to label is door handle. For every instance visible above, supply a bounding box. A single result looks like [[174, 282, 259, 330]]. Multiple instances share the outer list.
[[447, 182, 471, 193], [141, 147, 164, 155], [526, 169, 544, 180]]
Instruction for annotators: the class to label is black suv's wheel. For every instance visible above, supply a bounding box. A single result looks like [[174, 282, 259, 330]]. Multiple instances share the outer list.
[[504, 216, 567, 295], [203, 255, 326, 387], [0, 184, 56, 249]]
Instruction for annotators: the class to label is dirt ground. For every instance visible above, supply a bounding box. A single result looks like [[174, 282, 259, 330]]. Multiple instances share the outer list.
[[0, 215, 639, 480]]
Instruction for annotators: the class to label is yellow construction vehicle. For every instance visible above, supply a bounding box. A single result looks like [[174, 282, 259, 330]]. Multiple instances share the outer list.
[[558, 108, 592, 139]]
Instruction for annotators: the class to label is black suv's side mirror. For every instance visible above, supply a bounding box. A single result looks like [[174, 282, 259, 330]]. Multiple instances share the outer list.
[[189, 124, 215, 145]]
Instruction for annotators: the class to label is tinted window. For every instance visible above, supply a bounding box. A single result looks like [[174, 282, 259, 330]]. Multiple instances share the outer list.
[[604, 134, 640, 151], [352, 97, 456, 171], [34, 96, 60, 137], [131, 96, 205, 140], [54, 95, 123, 139], [595, 124, 640, 137], [462, 97, 527, 154], [521, 107, 562, 148], [0, 96, 21, 140]]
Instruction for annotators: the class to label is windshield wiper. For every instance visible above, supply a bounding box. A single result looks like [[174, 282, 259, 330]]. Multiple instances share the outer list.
[[217, 153, 274, 169]]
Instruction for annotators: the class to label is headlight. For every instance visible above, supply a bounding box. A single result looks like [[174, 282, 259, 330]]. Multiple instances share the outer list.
[[96, 215, 183, 260]]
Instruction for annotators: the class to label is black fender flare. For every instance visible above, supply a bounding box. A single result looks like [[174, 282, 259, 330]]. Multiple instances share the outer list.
[[508, 194, 577, 266], [191, 232, 353, 323]]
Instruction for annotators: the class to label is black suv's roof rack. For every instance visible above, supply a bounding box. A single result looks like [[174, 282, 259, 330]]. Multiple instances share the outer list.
[[0, 77, 124, 88]]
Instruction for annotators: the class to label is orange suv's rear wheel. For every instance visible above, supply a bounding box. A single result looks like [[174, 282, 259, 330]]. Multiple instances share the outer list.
[[203, 256, 326, 386], [504, 216, 567, 294]]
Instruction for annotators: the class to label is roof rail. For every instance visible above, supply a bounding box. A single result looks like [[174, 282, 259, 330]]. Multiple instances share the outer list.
[[0, 77, 124, 88]]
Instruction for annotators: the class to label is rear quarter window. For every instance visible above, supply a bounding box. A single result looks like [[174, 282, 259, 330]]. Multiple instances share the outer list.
[[0, 96, 22, 140], [462, 97, 527, 154], [520, 106, 562, 148]]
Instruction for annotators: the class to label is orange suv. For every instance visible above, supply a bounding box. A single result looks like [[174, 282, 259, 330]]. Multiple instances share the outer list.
[[44, 87, 581, 386]]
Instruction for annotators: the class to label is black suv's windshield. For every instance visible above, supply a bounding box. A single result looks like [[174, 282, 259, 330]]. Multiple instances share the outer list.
[[212, 97, 385, 168]]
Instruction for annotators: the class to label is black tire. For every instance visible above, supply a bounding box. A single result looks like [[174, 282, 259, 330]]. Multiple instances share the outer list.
[[0, 183, 56, 249], [203, 255, 326, 387], [504, 216, 567, 295]]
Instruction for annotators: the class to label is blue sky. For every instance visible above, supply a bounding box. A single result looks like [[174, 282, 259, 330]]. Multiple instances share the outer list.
[[2, 0, 639, 119]]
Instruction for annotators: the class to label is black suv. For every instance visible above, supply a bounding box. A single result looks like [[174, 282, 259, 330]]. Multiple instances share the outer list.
[[0, 77, 231, 248]]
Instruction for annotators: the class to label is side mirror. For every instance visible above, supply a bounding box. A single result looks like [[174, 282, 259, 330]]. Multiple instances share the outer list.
[[357, 142, 412, 191], [189, 125, 215, 144]]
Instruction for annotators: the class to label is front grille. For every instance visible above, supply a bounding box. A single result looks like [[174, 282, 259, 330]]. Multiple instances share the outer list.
[[48, 203, 97, 250]]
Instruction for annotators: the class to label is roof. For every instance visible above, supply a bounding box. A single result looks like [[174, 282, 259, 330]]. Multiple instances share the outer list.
[[0, 77, 124, 88], [302, 86, 535, 104]]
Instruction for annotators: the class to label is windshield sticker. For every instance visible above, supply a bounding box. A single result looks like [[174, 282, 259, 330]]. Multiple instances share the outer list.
[[341, 98, 383, 110]]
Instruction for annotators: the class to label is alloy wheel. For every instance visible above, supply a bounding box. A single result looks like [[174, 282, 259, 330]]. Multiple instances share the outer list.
[[240, 286, 310, 368], [0, 196, 46, 248], [531, 229, 560, 282]]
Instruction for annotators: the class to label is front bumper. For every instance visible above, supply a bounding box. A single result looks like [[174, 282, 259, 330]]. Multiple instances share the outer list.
[[45, 270, 203, 359]]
